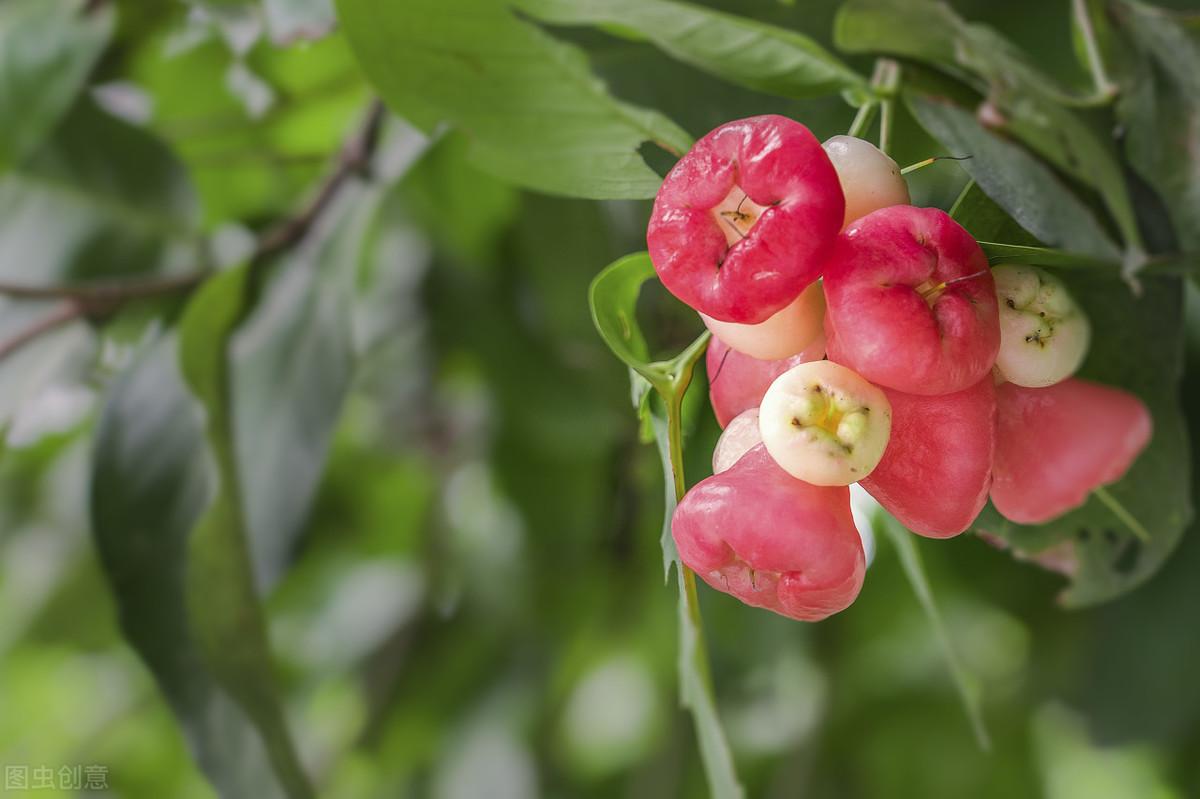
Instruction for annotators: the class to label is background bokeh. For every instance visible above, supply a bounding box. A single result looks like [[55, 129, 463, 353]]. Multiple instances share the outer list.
[[2, 0, 1199, 797]]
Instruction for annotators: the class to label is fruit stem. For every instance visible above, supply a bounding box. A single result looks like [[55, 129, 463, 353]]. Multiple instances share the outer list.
[[847, 101, 878, 140], [1093, 485, 1151, 543], [1071, 0, 1119, 102]]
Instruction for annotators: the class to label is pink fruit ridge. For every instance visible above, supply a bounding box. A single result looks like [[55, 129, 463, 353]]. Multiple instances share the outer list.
[[823, 205, 1000, 396], [648, 115, 844, 324], [672, 445, 865, 621]]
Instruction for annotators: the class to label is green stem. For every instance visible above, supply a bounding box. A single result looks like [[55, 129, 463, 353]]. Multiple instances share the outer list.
[[847, 101, 878, 140], [1093, 485, 1151, 543], [1072, 0, 1117, 101], [872, 59, 902, 156]]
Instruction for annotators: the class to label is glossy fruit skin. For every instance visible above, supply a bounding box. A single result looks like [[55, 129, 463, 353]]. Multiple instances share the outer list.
[[647, 115, 844, 324], [672, 445, 865, 622], [712, 408, 761, 475], [700, 281, 825, 361], [706, 332, 826, 428], [823, 206, 1001, 396], [860, 378, 996, 538], [822, 135, 910, 229], [991, 379, 1152, 524]]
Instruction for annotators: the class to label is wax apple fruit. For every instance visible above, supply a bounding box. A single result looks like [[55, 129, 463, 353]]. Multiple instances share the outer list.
[[712, 409, 762, 474], [706, 332, 826, 428], [822, 135, 910, 229], [991, 379, 1152, 524], [823, 206, 1000, 396], [992, 264, 1090, 388], [647, 115, 844, 324], [700, 281, 825, 361], [860, 379, 996, 538], [758, 360, 892, 486], [673, 445, 865, 621]]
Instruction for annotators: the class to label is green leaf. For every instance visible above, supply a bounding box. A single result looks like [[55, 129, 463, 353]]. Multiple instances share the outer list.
[[838, 0, 1143, 254], [1112, 0, 1200, 252], [515, 0, 866, 100], [0, 97, 200, 283], [949, 180, 1040, 246], [974, 274, 1192, 607], [878, 516, 990, 751], [0, 0, 113, 172], [231, 188, 375, 586], [178, 267, 315, 798], [588, 253, 663, 388], [91, 335, 293, 799], [907, 96, 1121, 261], [589, 251, 739, 797], [335, 0, 692, 199]]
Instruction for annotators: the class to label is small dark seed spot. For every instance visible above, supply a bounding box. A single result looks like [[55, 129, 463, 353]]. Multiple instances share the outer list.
[[1005, 298, 1016, 309]]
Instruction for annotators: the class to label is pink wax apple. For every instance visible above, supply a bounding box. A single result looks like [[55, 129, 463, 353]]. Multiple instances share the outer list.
[[991, 379, 1152, 524], [706, 331, 826, 428], [647, 115, 844, 324], [860, 378, 996, 538], [672, 445, 865, 622], [823, 206, 1001, 396]]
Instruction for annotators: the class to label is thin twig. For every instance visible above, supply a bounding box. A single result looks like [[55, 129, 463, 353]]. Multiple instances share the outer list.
[[1072, 0, 1118, 101], [0, 100, 387, 363], [0, 302, 86, 361]]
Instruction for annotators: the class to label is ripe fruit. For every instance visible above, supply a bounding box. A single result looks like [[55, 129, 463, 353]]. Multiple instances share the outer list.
[[823, 205, 1000, 396], [712, 408, 762, 474], [672, 445, 865, 621], [647, 115, 844, 324], [991, 379, 1152, 524], [822, 135, 910, 229], [758, 360, 892, 486], [992, 264, 1091, 388], [860, 378, 996, 538], [706, 331, 826, 428], [700, 281, 825, 361]]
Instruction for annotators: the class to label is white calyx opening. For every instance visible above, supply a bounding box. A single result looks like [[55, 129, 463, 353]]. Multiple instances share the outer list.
[[710, 185, 770, 248], [993, 264, 1090, 388], [759, 360, 892, 486]]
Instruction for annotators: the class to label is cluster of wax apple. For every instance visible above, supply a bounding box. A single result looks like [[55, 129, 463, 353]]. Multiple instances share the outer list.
[[647, 115, 1153, 623]]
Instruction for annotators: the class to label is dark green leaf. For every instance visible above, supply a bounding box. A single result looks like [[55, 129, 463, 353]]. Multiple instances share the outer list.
[[1112, 0, 1200, 252], [0, 0, 113, 172], [335, 0, 692, 199], [975, 275, 1192, 607], [0, 98, 200, 283], [949, 180, 1041, 246], [516, 0, 866, 99], [232, 189, 374, 586], [91, 335, 291, 799], [838, 0, 1142, 254], [908, 96, 1121, 261], [178, 267, 315, 798]]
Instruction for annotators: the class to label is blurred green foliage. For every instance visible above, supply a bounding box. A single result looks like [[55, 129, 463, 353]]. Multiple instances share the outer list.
[[0, 0, 1198, 798]]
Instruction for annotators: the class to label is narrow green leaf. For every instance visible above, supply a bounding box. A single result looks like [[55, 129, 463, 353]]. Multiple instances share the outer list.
[[949, 180, 1041, 247], [0, 0, 113, 172], [516, 0, 866, 99], [91, 335, 292, 799], [974, 275, 1192, 606], [907, 96, 1122, 261], [1112, 0, 1200, 252], [879, 517, 990, 751], [336, 0, 692, 199], [178, 267, 315, 799]]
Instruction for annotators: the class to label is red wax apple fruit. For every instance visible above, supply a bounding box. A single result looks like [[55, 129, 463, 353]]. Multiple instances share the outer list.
[[860, 378, 996, 538], [647, 115, 844, 324], [706, 331, 826, 428], [700, 281, 825, 361], [673, 445, 865, 621], [991, 379, 1152, 524], [823, 206, 1000, 396]]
